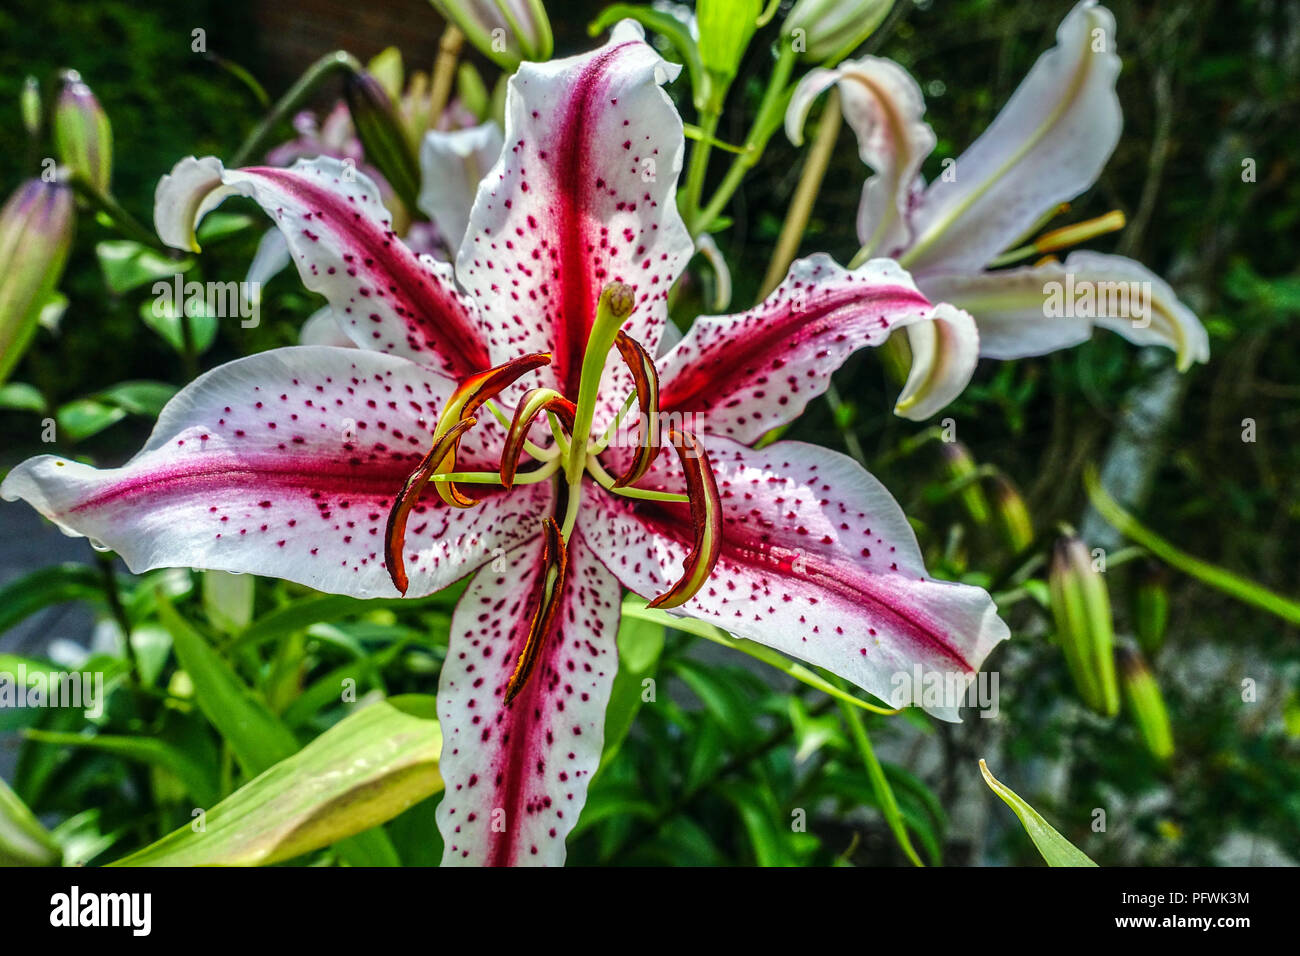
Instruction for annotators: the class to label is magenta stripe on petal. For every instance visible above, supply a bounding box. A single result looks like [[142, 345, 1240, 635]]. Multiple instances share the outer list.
[[437, 531, 621, 866]]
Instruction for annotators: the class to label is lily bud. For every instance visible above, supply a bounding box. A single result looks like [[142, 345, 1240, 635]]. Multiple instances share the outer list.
[[1049, 535, 1119, 717], [20, 76, 41, 137], [783, 0, 895, 64], [0, 181, 75, 385], [1132, 560, 1170, 657], [697, 0, 760, 110], [990, 473, 1034, 552], [1116, 646, 1174, 762], [428, 0, 553, 70], [54, 70, 112, 193], [937, 440, 991, 526], [344, 69, 422, 214]]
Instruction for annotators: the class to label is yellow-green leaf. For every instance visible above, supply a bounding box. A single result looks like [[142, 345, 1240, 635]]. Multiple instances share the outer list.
[[979, 759, 1096, 866], [111, 696, 442, 867]]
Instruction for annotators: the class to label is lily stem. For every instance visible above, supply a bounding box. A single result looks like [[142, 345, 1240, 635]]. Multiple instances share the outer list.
[[681, 107, 720, 233], [427, 24, 464, 131], [230, 51, 363, 167], [831, 673, 925, 867], [759, 87, 842, 299], [67, 174, 171, 253], [694, 44, 798, 236]]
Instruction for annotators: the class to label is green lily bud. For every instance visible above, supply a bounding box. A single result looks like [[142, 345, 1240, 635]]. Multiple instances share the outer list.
[[1132, 559, 1170, 657], [697, 0, 761, 111], [0, 180, 75, 385], [783, 0, 896, 64], [1049, 535, 1120, 716], [990, 473, 1034, 552], [429, 0, 553, 70], [344, 69, 422, 215], [937, 440, 991, 526], [1116, 646, 1174, 761], [54, 70, 113, 193], [20, 76, 41, 137]]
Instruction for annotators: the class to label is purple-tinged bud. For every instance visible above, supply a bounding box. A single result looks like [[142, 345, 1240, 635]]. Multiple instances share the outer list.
[[783, 0, 895, 64], [428, 0, 553, 70], [1049, 535, 1119, 717], [0, 181, 75, 385], [54, 70, 113, 193], [344, 69, 422, 215]]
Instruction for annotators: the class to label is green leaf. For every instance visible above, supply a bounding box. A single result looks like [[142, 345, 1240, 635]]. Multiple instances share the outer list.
[[55, 398, 127, 442], [23, 730, 220, 807], [0, 382, 46, 413], [623, 599, 898, 715], [95, 240, 191, 295], [599, 614, 664, 770], [155, 591, 299, 777], [139, 296, 217, 356], [111, 696, 443, 867], [979, 759, 1097, 867], [0, 564, 105, 634], [93, 380, 178, 417], [834, 676, 924, 867], [0, 775, 60, 866], [1085, 464, 1300, 626]]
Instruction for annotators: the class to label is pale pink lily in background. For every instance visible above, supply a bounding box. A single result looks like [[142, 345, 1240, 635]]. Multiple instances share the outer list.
[[787, 0, 1209, 371], [1, 23, 1008, 866]]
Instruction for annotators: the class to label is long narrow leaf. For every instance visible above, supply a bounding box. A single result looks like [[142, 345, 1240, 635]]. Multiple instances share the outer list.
[[1085, 465, 1300, 625], [111, 696, 442, 867], [979, 759, 1096, 867]]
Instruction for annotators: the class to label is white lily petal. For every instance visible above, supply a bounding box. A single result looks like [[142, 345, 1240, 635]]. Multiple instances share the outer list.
[[919, 251, 1209, 369], [417, 121, 504, 252], [904, 0, 1122, 273]]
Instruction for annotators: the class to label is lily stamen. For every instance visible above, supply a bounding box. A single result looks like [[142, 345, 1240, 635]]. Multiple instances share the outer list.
[[503, 517, 568, 704]]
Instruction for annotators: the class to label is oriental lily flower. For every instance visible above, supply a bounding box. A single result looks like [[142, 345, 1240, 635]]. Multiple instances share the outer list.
[[1, 22, 1008, 866], [786, 0, 1209, 370]]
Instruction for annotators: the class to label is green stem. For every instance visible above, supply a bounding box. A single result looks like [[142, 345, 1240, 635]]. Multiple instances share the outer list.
[[760, 87, 842, 298], [832, 674, 925, 867], [694, 44, 798, 235], [230, 51, 362, 167], [681, 108, 720, 232], [67, 175, 171, 253]]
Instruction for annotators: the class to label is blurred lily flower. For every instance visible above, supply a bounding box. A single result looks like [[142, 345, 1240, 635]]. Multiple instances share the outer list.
[[787, 0, 1209, 374], [54, 70, 113, 193], [0, 180, 75, 385], [4, 22, 1007, 866]]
